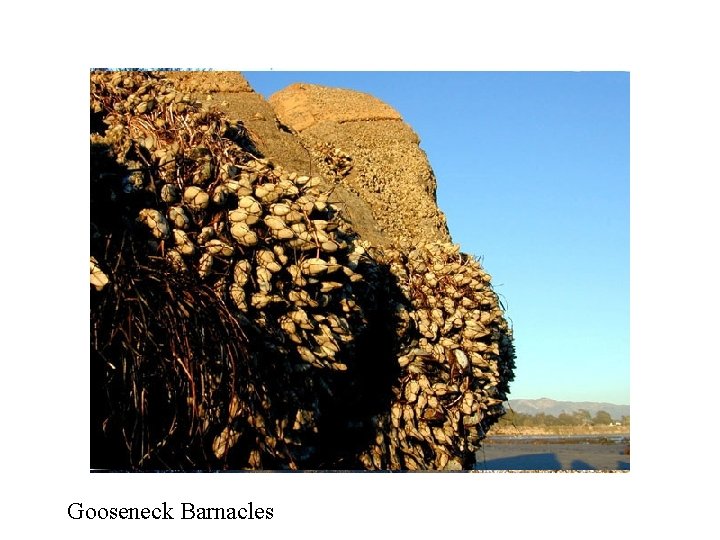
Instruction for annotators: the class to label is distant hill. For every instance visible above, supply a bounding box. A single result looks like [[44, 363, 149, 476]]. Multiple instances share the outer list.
[[506, 398, 629, 420]]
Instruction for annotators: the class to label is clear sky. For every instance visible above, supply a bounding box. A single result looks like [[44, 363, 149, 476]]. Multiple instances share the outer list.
[[243, 72, 630, 405]]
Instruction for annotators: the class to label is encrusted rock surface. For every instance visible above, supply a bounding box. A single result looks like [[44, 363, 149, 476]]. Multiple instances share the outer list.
[[270, 83, 451, 245], [90, 70, 514, 470], [268, 82, 403, 130], [165, 75, 450, 247]]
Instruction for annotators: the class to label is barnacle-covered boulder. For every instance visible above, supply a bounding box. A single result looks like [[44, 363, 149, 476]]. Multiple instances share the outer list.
[[90, 70, 515, 471]]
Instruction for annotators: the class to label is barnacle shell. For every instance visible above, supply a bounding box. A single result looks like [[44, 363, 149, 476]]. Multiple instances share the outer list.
[[90, 256, 109, 291], [205, 239, 234, 257], [173, 229, 195, 255], [168, 206, 191, 229], [301, 257, 328, 276], [183, 186, 210, 211], [138, 208, 170, 239], [160, 184, 180, 204]]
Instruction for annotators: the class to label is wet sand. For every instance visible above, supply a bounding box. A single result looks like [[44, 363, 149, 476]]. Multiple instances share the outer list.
[[474, 434, 630, 472]]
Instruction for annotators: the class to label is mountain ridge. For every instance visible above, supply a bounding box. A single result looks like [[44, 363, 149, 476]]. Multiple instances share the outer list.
[[506, 398, 629, 420]]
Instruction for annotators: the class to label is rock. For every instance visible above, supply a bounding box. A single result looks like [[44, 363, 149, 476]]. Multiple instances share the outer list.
[[268, 82, 403, 131], [90, 70, 515, 472], [161, 71, 254, 93], [269, 83, 451, 245]]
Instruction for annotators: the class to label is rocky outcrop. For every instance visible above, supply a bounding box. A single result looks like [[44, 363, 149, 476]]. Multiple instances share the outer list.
[[268, 82, 403, 129], [172, 74, 387, 246], [164, 74, 450, 247], [90, 70, 515, 471], [269, 83, 451, 245]]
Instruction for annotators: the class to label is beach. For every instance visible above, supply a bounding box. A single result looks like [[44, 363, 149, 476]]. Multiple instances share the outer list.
[[474, 434, 630, 471]]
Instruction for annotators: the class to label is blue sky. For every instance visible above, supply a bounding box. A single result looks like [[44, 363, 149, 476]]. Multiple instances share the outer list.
[[244, 72, 630, 405]]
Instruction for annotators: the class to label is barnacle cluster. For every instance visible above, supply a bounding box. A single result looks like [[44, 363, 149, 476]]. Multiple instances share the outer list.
[[90, 70, 514, 470]]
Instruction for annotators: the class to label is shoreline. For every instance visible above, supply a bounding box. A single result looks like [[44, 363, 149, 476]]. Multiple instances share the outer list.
[[487, 425, 630, 437]]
